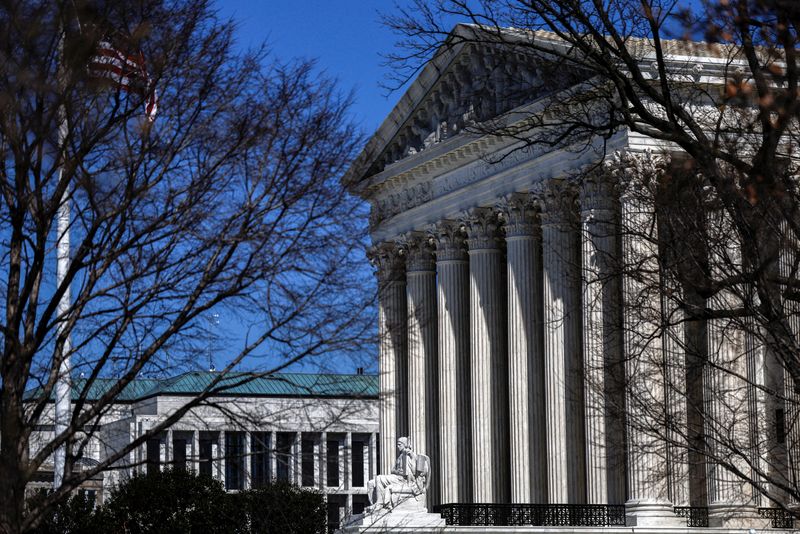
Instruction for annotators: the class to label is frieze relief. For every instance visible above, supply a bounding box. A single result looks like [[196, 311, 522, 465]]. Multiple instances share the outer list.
[[369, 142, 540, 229]]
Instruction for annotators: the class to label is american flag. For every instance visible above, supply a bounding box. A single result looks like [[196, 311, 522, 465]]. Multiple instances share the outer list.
[[88, 40, 158, 121]]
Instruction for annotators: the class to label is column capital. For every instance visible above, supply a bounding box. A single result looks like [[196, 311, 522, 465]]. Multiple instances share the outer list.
[[497, 193, 541, 239], [397, 232, 436, 272], [580, 168, 619, 215], [427, 220, 468, 262], [537, 179, 579, 227], [459, 207, 501, 251], [368, 241, 406, 282], [607, 150, 673, 197]]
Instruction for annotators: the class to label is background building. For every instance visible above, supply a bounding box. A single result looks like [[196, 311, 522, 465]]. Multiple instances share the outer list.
[[28, 371, 379, 530]]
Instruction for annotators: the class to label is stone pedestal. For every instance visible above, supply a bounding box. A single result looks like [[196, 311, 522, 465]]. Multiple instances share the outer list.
[[707, 504, 768, 529], [340, 494, 445, 533]]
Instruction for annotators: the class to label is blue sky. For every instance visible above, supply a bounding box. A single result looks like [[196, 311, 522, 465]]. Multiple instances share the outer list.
[[206, 2, 418, 375], [216, 1, 407, 134]]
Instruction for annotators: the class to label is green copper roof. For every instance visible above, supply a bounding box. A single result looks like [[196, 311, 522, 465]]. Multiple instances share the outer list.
[[26, 372, 378, 403]]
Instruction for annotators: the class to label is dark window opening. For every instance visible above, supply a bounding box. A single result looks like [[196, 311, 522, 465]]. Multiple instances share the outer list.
[[326, 439, 339, 487], [78, 489, 97, 508], [251, 432, 270, 488], [146, 438, 161, 475], [326, 496, 346, 534], [351, 440, 364, 487], [225, 432, 245, 490], [352, 495, 369, 516], [777, 408, 787, 444], [173, 438, 187, 471], [276, 433, 292, 482], [302, 438, 315, 487], [199, 438, 213, 477]]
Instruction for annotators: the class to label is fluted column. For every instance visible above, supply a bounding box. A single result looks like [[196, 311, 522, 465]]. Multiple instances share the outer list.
[[429, 221, 472, 504], [370, 242, 408, 475], [705, 210, 759, 527], [462, 208, 509, 503], [706, 307, 758, 526], [618, 164, 680, 526], [540, 180, 585, 504], [656, 188, 699, 508], [498, 194, 546, 503], [401, 232, 440, 508], [580, 172, 626, 505]]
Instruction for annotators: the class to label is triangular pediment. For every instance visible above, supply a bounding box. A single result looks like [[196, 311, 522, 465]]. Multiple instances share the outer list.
[[342, 25, 588, 191]]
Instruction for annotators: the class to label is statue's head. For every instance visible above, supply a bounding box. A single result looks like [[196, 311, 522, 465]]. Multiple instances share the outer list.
[[396, 436, 410, 452]]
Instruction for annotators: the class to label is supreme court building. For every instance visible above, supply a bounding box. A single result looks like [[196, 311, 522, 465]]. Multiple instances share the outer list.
[[343, 25, 799, 531]]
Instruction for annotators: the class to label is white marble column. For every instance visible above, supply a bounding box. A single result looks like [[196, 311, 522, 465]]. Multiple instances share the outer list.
[[540, 180, 586, 504], [401, 232, 440, 507], [218, 431, 226, 485], [243, 432, 251, 490], [705, 210, 759, 527], [779, 224, 800, 508], [269, 431, 277, 481], [320, 431, 328, 491], [618, 168, 680, 526], [579, 173, 626, 505], [663, 283, 692, 508], [498, 194, 546, 503], [166, 429, 173, 465], [345, 432, 352, 490], [370, 242, 408, 474], [706, 307, 758, 526], [462, 208, 509, 503], [656, 198, 695, 509], [192, 430, 199, 474], [368, 432, 377, 481], [429, 221, 472, 504], [292, 432, 301, 486]]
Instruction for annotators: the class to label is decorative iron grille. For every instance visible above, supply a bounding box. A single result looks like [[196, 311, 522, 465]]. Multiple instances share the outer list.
[[758, 507, 795, 529], [434, 503, 626, 527], [674, 506, 709, 527]]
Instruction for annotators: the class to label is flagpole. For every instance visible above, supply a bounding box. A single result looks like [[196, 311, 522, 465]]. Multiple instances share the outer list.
[[52, 24, 72, 492]]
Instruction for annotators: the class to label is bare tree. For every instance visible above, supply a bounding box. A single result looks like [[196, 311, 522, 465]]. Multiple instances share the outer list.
[[0, 1, 373, 532], [384, 0, 800, 519]]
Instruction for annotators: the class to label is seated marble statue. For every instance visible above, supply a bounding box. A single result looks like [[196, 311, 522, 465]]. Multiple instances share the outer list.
[[366, 436, 428, 512]]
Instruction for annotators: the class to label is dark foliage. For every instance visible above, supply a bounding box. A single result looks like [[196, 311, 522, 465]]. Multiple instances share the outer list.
[[29, 470, 326, 534]]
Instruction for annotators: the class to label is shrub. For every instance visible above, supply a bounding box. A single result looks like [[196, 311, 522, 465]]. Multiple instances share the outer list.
[[243, 481, 326, 534], [100, 469, 244, 533]]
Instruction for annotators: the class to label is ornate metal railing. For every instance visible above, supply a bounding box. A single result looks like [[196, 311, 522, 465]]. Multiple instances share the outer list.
[[674, 506, 709, 527], [434, 503, 626, 527], [758, 507, 795, 529]]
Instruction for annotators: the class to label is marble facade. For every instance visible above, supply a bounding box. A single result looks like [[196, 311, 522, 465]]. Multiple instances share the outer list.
[[343, 25, 797, 531]]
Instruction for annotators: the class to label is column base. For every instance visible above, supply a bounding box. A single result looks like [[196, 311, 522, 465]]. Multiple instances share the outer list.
[[708, 503, 769, 529], [625, 499, 682, 527]]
